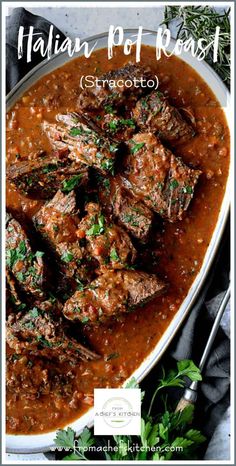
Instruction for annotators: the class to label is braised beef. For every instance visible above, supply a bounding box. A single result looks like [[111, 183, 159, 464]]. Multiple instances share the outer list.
[[33, 190, 93, 285], [76, 202, 137, 271], [43, 113, 120, 175], [98, 177, 153, 242], [7, 304, 99, 362], [122, 133, 201, 222], [6, 213, 46, 299], [63, 269, 167, 324], [78, 63, 155, 111], [133, 91, 195, 144], [6, 271, 23, 315], [99, 114, 136, 142], [7, 150, 88, 199]]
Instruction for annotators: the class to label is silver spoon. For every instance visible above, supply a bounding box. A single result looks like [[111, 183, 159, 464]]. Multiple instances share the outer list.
[[176, 286, 230, 411]]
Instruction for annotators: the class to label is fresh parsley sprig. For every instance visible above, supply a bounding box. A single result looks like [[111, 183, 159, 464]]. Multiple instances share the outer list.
[[53, 359, 206, 461]]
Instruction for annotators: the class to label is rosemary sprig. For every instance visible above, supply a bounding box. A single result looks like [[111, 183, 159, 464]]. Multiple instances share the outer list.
[[162, 6, 231, 88]]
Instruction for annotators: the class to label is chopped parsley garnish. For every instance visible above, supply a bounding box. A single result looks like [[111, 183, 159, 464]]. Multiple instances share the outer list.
[[36, 336, 53, 347], [183, 185, 193, 194], [103, 178, 110, 191], [109, 144, 119, 153], [48, 292, 57, 303], [86, 215, 105, 236], [119, 118, 135, 128], [28, 308, 40, 318], [69, 127, 84, 137], [141, 98, 149, 109], [42, 164, 58, 174], [110, 248, 119, 262], [61, 174, 83, 193], [105, 352, 120, 361], [35, 251, 44, 258], [6, 240, 27, 268], [123, 214, 139, 227], [61, 251, 74, 263], [26, 177, 33, 186], [16, 272, 25, 282], [81, 316, 89, 323], [108, 118, 135, 132], [76, 280, 85, 291], [104, 104, 114, 114], [130, 142, 145, 154], [108, 120, 119, 131], [101, 158, 115, 174], [170, 179, 179, 190], [24, 321, 35, 330]]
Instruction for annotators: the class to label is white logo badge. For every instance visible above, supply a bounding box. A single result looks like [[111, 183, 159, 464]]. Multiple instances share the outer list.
[[94, 388, 141, 435]]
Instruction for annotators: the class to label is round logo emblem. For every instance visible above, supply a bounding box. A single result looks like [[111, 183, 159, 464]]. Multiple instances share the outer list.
[[102, 397, 133, 428]]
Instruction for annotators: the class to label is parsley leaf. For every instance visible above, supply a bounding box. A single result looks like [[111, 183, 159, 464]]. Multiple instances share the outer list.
[[54, 427, 75, 449], [36, 336, 53, 348], [101, 158, 115, 174], [62, 174, 83, 193], [61, 251, 74, 263], [105, 352, 120, 361], [119, 118, 135, 128], [104, 104, 114, 114], [185, 429, 206, 444], [183, 185, 193, 194], [28, 307, 40, 318], [110, 248, 119, 262], [177, 359, 202, 381], [35, 251, 44, 258], [6, 240, 27, 268], [170, 179, 179, 190], [130, 142, 145, 154], [125, 377, 139, 389], [86, 215, 105, 236], [81, 316, 89, 323], [69, 127, 84, 137]]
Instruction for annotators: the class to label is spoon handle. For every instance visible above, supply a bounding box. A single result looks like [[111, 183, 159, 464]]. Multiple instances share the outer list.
[[176, 286, 230, 411]]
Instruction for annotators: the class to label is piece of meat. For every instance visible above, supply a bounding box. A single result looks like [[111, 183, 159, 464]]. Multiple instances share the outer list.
[[43, 113, 120, 175], [98, 176, 153, 242], [63, 269, 167, 324], [78, 63, 155, 111], [6, 213, 46, 299], [33, 190, 93, 284], [76, 202, 137, 271], [122, 133, 201, 222], [7, 150, 88, 199], [99, 114, 136, 142], [6, 303, 100, 362], [133, 91, 195, 144], [6, 271, 24, 317]]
